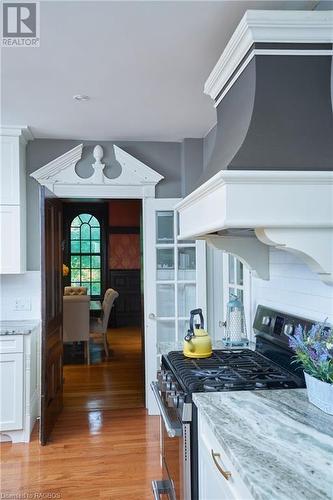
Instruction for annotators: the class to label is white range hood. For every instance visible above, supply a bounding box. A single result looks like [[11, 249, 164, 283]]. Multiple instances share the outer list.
[[177, 10, 333, 286], [177, 170, 333, 285]]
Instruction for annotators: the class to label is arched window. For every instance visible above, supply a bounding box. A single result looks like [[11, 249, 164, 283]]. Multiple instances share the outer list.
[[70, 213, 101, 296]]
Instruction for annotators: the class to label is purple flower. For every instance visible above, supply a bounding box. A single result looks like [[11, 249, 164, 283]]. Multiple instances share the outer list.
[[309, 348, 319, 361]]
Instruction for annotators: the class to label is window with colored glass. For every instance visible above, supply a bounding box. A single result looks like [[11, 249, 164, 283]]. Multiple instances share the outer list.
[[70, 213, 101, 297]]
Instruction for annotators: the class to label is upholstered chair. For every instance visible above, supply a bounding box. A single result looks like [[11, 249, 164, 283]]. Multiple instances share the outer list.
[[90, 288, 119, 358], [64, 286, 88, 296], [63, 294, 91, 364]]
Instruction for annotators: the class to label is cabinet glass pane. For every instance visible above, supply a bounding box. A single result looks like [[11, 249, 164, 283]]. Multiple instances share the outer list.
[[228, 255, 235, 284], [178, 319, 190, 338], [156, 211, 174, 244], [178, 283, 196, 317], [157, 284, 175, 317], [157, 248, 174, 280], [156, 320, 176, 342], [236, 260, 244, 286], [178, 247, 196, 280]]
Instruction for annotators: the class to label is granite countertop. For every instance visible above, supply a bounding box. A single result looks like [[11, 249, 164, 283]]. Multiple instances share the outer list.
[[0, 319, 40, 335], [193, 389, 333, 500]]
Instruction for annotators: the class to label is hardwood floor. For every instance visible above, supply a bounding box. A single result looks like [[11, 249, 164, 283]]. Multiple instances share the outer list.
[[1, 409, 161, 499], [64, 326, 145, 410], [1, 326, 162, 499]]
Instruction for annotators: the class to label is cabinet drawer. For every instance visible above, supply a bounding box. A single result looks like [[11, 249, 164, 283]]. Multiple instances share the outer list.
[[0, 335, 24, 353], [198, 412, 254, 500]]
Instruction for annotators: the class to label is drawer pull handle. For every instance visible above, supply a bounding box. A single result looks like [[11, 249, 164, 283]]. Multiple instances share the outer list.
[[211, 449, 232, 480]]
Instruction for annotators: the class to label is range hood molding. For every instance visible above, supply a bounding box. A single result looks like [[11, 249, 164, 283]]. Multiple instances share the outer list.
[[176, 171, 333, 285], [205, 10, 333, 106]]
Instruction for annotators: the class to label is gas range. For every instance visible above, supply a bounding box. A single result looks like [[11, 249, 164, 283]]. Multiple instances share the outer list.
[[152, 305, 314, 500], [164, 348, 302, 394]]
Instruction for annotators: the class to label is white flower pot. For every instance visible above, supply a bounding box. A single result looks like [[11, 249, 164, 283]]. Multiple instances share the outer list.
[[304, 372, 333, 415]]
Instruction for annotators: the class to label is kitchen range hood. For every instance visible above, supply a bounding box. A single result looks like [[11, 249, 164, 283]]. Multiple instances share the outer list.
[[177, 11, 333, 285]]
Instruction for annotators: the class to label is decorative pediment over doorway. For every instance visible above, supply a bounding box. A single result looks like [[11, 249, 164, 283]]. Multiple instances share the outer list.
[[30, 144, 164, 198]]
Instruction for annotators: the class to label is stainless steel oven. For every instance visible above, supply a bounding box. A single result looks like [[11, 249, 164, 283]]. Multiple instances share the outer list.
[[151, 380, 191, 500]]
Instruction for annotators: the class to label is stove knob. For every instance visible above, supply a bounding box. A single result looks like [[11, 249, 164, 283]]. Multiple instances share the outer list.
[[173, 395, 179, 408], [284, 324, 294, 336], [173, 394, 184, 408], [262, 316, 271, 326], [167, 391, 176, 407]]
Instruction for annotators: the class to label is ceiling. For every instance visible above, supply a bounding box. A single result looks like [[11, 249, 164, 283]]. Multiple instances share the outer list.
[[1, 0, 319, 141]]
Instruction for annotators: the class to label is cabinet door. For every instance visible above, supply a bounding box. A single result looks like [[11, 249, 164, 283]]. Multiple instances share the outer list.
[[199, 431, 234, 500], [0, 136, 20, 205], [0, 205, 25, 273], [0, 352, 23, 431]]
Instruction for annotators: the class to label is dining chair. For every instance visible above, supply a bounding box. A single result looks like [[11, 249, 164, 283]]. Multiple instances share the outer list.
[[63, 294, 91, 364], [90, 288, 119, 358]]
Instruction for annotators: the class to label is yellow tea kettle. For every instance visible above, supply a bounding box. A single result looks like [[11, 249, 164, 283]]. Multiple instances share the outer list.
[[183, 308, 212, 359]]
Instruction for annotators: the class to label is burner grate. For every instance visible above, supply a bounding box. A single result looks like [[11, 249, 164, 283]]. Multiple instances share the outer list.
[[166, 349, 300, 393]]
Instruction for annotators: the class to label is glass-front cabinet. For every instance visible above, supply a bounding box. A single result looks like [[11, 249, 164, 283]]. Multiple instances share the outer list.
[[155, 210, 205, 346]]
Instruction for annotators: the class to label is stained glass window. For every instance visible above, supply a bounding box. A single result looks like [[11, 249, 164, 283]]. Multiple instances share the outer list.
[[70, 213, 101, 296]]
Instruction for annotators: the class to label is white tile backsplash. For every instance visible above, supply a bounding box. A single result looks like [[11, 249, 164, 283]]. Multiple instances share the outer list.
[[0, 271, 41, 321], [252, 248, 333, 324]]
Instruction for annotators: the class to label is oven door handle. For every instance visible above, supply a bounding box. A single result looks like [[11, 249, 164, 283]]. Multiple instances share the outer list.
[[151, 382, 182, 438]]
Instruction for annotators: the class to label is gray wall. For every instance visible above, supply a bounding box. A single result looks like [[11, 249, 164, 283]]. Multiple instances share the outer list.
[[26, 138, 204, 270], [201, 51, 333, 186]]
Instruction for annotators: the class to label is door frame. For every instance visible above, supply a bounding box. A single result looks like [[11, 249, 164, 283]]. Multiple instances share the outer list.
[[32, 144, 171, 417], [143, 198, 207, 414]]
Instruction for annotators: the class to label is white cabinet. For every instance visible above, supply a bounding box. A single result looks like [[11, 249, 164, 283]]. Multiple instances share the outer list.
[[198, 412, 254, 500], [0, 205, 26, 273], [0, 127, 32, 274], [0, 325, 39, 443], [0, 352, 24, 430]]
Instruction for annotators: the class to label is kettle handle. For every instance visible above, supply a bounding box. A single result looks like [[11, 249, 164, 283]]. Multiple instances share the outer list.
[[189, 308, 204, 333]]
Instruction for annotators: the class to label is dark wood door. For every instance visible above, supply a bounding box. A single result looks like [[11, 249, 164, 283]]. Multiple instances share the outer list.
[[40, 186, 63, 445]]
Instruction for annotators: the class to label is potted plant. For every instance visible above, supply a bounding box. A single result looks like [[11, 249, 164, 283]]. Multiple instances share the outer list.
[[288, 321, 333, 414]]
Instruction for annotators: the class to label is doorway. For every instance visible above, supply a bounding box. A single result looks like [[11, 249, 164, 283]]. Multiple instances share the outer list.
[[61, 199, 145, 411]]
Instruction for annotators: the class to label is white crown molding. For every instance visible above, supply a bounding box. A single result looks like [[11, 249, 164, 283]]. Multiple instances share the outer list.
[[30, 144, 83, 183], [0, 126, 34, 145], [113, 145, 164, 184], [176, 170, 333, 285], [205, 10, 333, 102], [30, 144, 163, 199]]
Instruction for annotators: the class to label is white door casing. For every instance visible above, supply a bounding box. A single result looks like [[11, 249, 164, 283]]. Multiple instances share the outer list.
[[144, 198, 206, 414]]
